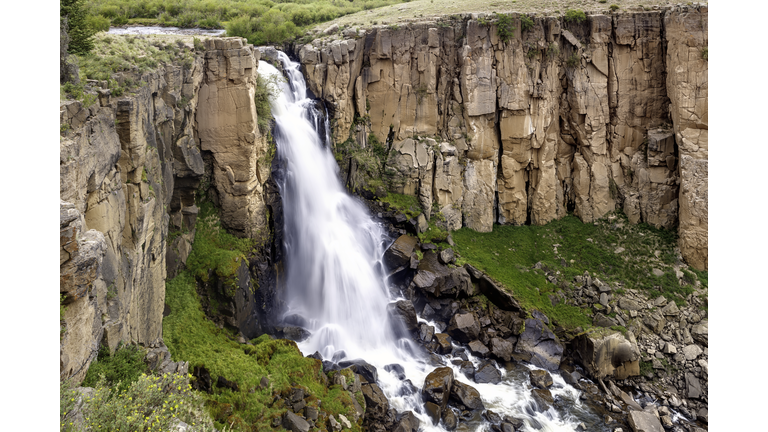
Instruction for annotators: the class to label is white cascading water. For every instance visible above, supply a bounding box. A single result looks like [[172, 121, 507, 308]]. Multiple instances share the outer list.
[[260, 53, 610, 432]]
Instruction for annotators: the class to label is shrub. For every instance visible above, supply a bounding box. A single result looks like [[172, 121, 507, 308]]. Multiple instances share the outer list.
[[566, 52, 580, 68], [111, 14, 128, 25], [61, 0, 95, 54], [85, 14, 111, 33], [494, 13, 516, 43], [197, 16, 223, 29], [82, 344, 148, 393], [610, 4, 620, 11], [547, 42, 560, 59], [254, 73, 284, 135], [564, 9, 587, 23], [520, 15, 535, 32]]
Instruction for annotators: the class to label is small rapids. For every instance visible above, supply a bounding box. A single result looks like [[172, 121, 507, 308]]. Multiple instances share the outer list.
[[260, 52, 610, 432]]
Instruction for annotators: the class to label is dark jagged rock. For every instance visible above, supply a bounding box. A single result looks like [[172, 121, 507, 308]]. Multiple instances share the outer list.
[[433, 333, 453, 354], [384, 235, 418, 270], [449, 381, 485, 411], [396, 379, 418, 397], [446, 312, 481, 343], [192, 365, 213, 393], [458, 361, 476, 380], [362, 382, 391, 425], [489, 337, 515, 362], [216, 375, 239, 392], [465, 264, 521, 311], [273, 325, 311, 342], [283, 411, 310, 432], [474, 361, 502, 384], [338, 358, 378, 383], [422, 367, 454, 410], [529, 370, 554, 389], [413, 252, 451, 296], [530, 388, 554, 412], [513, 317, 563, 371], [388, 300, 419, 333], [468, 340, 490, 357], [439, 248, 455, 265], [384, 363, 406, 380], [484, 409, 502, 424], [393, 411, 420, 432], [307, 351, 323, 361], [419, 323, 435, 343]]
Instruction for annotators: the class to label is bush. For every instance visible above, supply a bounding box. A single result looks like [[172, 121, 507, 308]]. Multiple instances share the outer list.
[[547, 42, 560, 59], [520, 15, 535, 32], [62, 0, 95, 54], [566, 52, 580, 68], [610, 4, 620, 11], [79, 372, 214, 432], [85, 14, 111, 33], [494, 13, 516, 43], [254, 74, 283, 135], [82, 344, 148, 393], [564, 9, 587, 23]]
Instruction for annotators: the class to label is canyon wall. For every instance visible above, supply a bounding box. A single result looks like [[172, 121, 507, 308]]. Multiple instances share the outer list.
[[59, 37, 269, 382], [294, 5, 707, 269]]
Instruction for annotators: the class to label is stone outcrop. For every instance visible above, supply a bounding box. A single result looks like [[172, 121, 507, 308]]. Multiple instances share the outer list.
[[59, 37, 270, 382], [572, 328, 641, 380], [295, 5, 708, 269]]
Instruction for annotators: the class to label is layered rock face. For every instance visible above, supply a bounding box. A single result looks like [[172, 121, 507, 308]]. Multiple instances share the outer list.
[[295, 5, 707, 269], [59, 37, 269, 382]]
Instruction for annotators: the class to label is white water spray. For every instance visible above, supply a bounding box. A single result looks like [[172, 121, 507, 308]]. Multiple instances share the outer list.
[[259, 53, 609, 432]]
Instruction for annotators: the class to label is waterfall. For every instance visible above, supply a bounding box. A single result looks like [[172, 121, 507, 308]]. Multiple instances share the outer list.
[[259, 53, 610, 432]]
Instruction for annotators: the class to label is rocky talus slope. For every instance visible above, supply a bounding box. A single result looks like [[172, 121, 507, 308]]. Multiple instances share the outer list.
[[293, 4, 707, 270], [60, 37, 270, 381]]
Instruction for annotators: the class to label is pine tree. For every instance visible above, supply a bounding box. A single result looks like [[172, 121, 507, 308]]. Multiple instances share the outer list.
[[61, 0, 94, 55]]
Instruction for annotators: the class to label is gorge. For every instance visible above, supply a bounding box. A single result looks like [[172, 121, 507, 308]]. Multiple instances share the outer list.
[[59, 4, 708, 432]]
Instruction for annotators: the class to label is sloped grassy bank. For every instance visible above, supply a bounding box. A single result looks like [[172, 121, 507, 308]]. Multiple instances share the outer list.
[[163, 203, 363, 432]]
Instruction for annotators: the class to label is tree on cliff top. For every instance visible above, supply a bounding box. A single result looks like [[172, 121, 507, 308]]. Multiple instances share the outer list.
[[61, 0, 95, 55]]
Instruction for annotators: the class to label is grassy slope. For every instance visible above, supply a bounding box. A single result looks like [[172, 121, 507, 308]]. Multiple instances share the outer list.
[[451, 211, 707, 330], [163, 203, 360, 432], [313, 0, 707, 28]]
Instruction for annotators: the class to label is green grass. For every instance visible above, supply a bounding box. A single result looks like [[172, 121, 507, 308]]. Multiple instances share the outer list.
[[379, 192, 422, 219], [451, 211, 705, 330]]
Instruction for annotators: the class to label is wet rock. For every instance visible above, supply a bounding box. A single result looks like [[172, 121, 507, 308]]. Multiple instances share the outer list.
[[449, 381, 485, 411], [393, 411, 420, 432], [424, 401, 441, 425], [433, 333, 453, 354], [385, 235, 418, 270], [458, 361, 476, 380], [483, 410, 502, 424], [489, 337, 515, 362], [422, 367, 454, 410], [529, 370, 553, 389], [442, 409, 458, 430], [446, 312, 481, 343], [283, 411, 310, 432], [274, 325, 311, 342], [397, 379, 418, 397], [362, 382, 390, 420], [474, 361, 502, 384], [419, 323, 435, 342], [530, 388, 553, 412], [628, 410, 663, 432], [504, 416, 524, 430], [338, 359, 378, 383], [384, 364, 406, 381], [388, 300, 419, 333], [514, 317, 564, 371], [468, 340, 490, 357]]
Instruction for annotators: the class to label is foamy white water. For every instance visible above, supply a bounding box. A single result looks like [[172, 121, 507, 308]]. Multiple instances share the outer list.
[[260, 52, 609, 432]]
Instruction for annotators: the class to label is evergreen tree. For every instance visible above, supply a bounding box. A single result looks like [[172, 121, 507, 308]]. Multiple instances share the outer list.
[[61, 0, 94, 55]]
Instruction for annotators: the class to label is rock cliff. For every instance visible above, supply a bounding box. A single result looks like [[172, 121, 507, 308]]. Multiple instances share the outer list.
[[59, 37, 270, 382], [293, 5, 707, 269]]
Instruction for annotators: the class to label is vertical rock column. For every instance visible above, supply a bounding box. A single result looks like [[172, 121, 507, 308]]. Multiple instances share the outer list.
[[665, 6, 708, 270], [197, 38, 270, 238]]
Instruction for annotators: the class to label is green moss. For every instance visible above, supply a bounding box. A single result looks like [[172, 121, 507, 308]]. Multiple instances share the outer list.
[[451, 211, 702, 330], [379, 193, 422, 219], [82, 344, 148, 393]]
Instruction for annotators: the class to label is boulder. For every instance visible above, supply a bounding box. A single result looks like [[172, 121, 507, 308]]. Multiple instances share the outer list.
[[628, 411, 663, 432], [449, 381, 485, 411], [439, 248, 455, 264], [474, 361, 502, 384], [422, 367, 454, 410], [418, 323, 435, 343], [362, 382, 390, 420], [388, 300, 419, 333], [465, 265, 521, 311], [384, 364, 406, 381], [384, 235, 418, 270], [686, 372, 703, 399], [530, 388, 553, 412], [393, 411, 420, 432], [489, 337, 515, 362], [691, 319, 708, 346], [424, 401, 441, 425], [446, 313, 481, 343], [282, 411, 310, 432], [468, 340, 490, 357], [458, 361, 476, 380], [338, 359, 378, 383], [682, 344, 703, 361], [513, 317, 563, 371], [433, 333, 453, 354], [572, 328, 640, 380], [529, 370, 553, 389], [442, 409, 458, 430], [413, 252, 451, 296]]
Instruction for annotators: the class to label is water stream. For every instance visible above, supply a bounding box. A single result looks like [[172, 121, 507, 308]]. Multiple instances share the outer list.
[[260, 52, 610, 432]]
